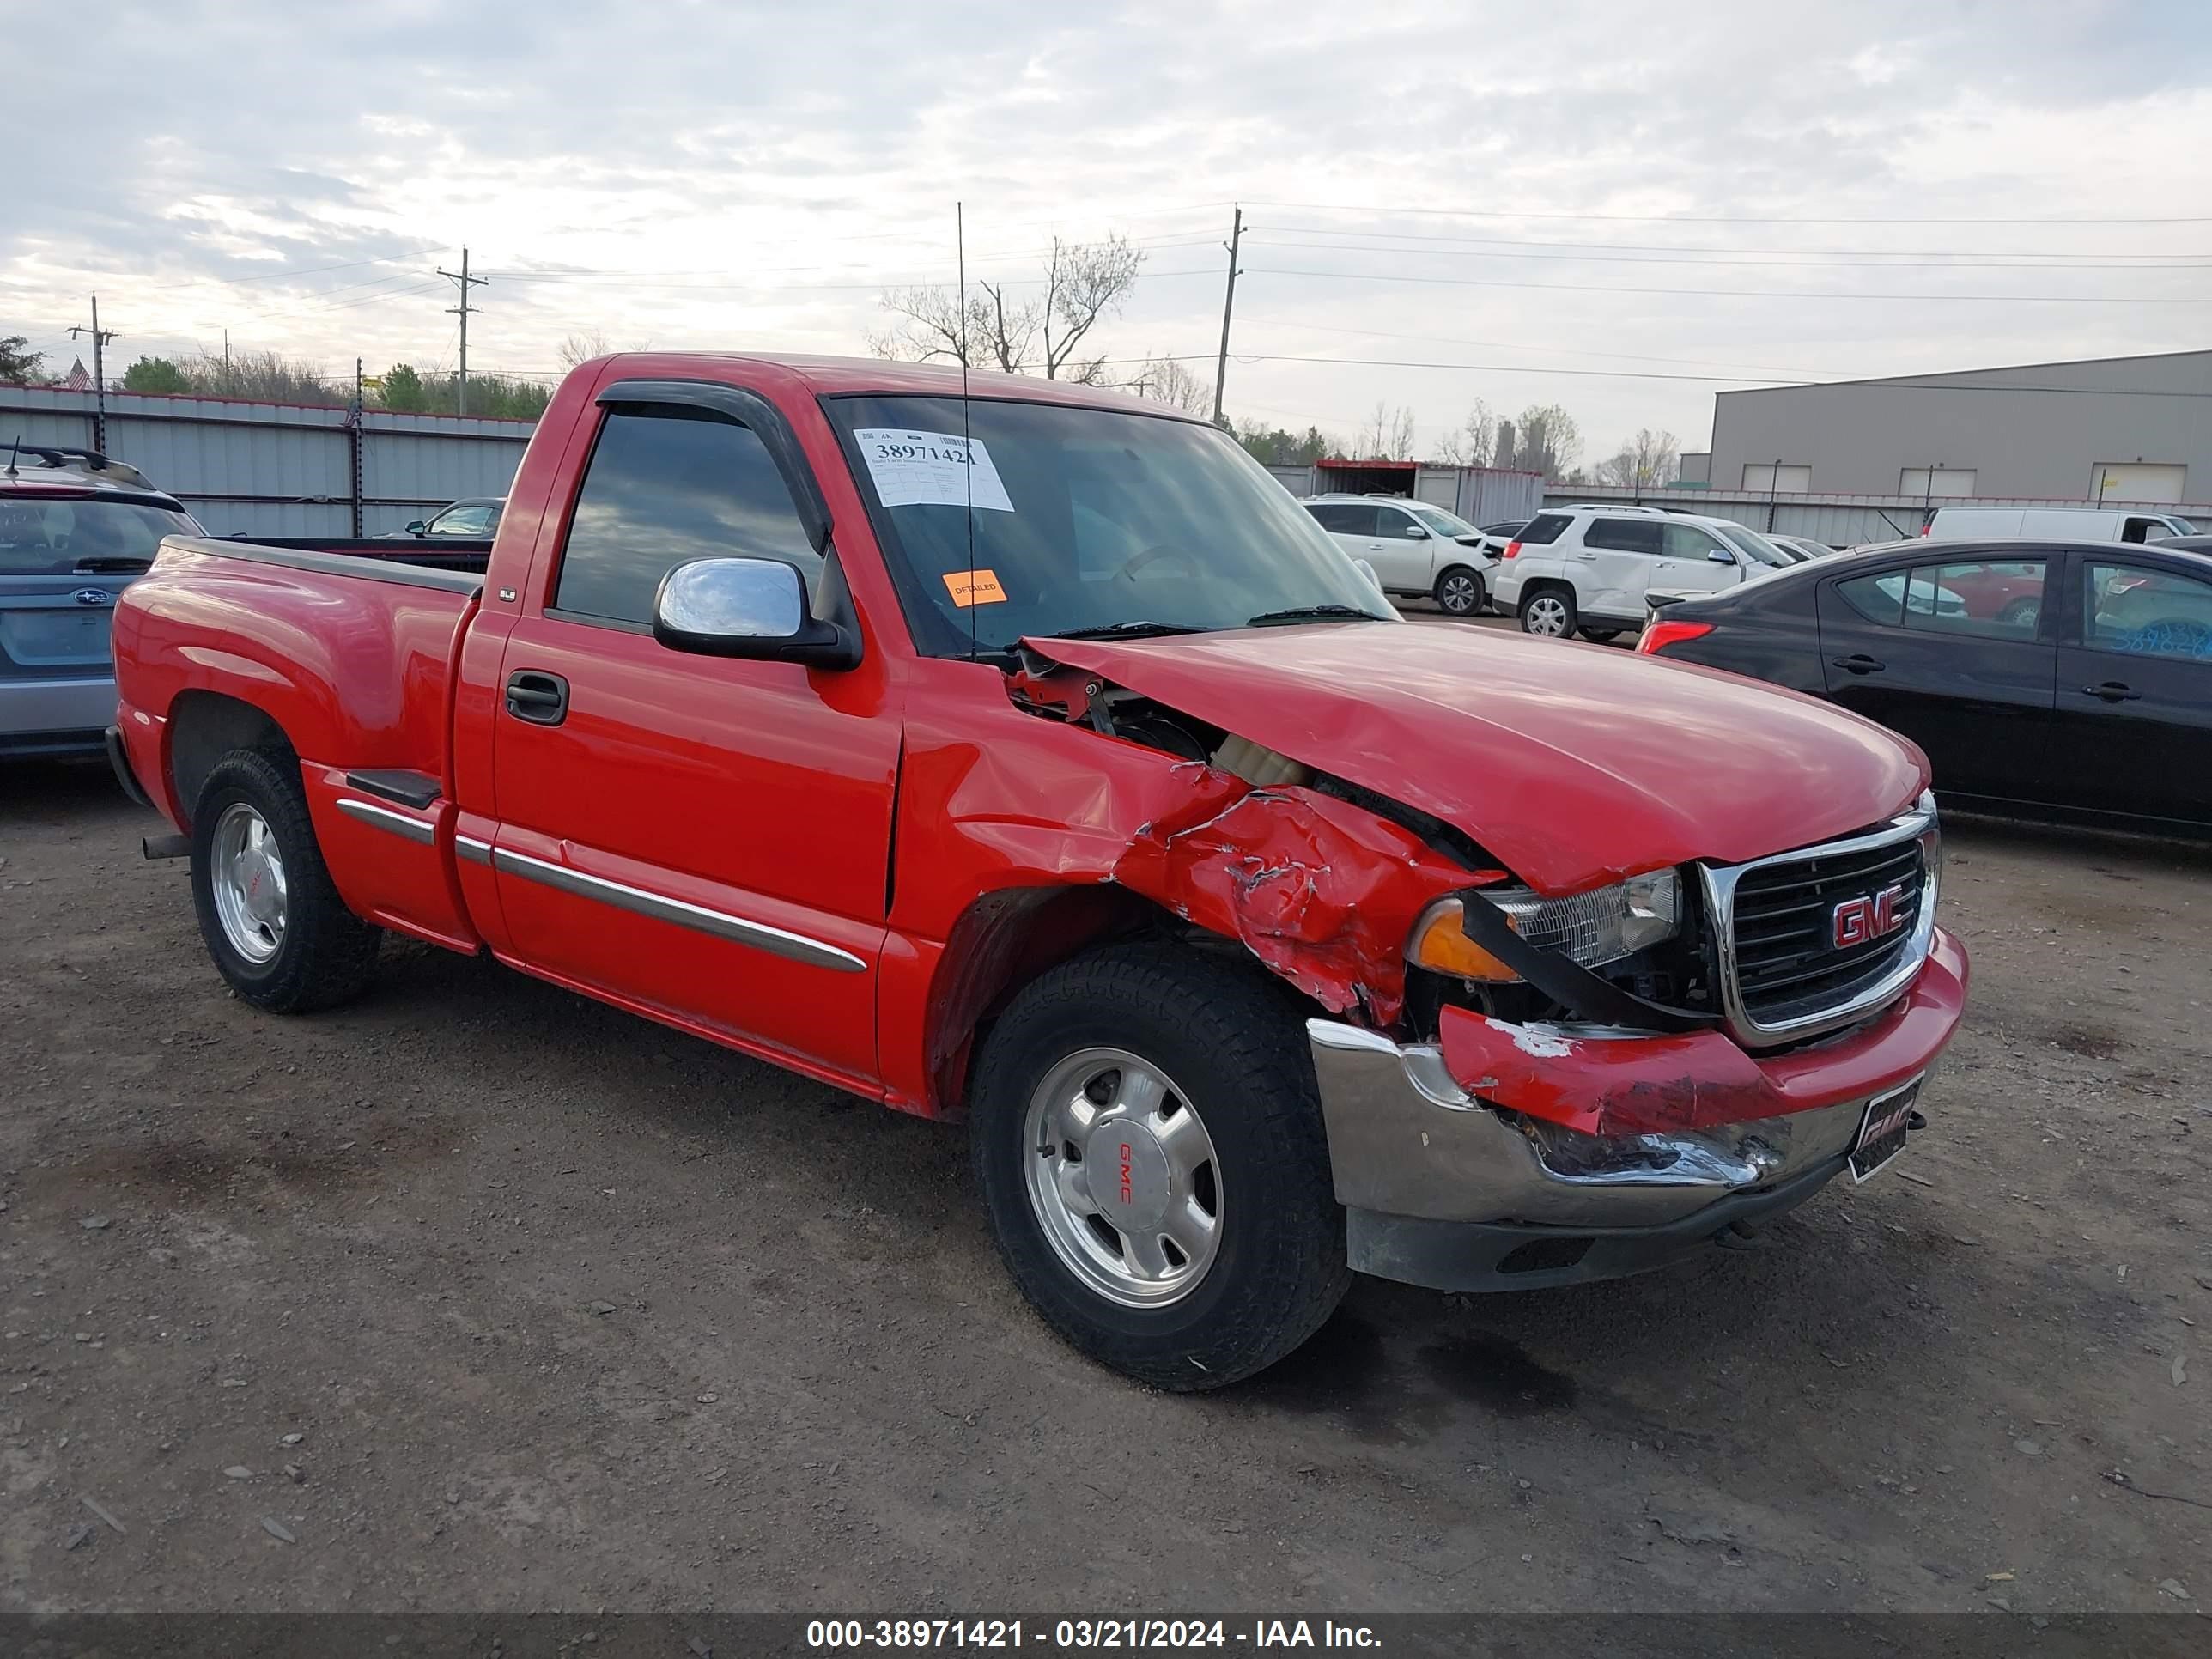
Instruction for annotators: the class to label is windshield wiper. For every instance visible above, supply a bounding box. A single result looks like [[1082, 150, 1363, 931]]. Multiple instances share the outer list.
[[72, 556, 153, 574], [1038, 620, 1206, 641], [1244, 604, 1388, 627]]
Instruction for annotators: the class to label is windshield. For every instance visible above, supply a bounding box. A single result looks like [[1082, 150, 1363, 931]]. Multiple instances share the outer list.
[[1410, 505, 1478, 539], [830, 396, 1394, 658], [0, 495, 199, 574], [2164, 515, 2200, 536], [1710, 522, 1796, 568]]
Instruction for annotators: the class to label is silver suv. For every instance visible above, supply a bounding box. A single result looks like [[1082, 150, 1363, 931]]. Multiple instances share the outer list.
[[1489, 504, 1791, 641], [1, 445, 198, 758], [1301, 494, 1499, 616]]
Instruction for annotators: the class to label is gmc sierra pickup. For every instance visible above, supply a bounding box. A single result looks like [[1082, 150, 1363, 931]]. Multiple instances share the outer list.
[[109, 352, 1967, 1389]]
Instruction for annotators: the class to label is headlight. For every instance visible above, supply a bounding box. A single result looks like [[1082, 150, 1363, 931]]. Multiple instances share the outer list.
[[1406, 870, 1681, 981]]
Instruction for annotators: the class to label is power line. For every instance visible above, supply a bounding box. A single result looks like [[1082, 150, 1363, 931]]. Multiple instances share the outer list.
[[1242, 198, 2212, 227], [1233, 312, 1859, 380], [1245, 222, 2212, 263], [1241, 236, 2212, 273], [1125, 349, 2212, 396], [1243, 265, 2212, 304]]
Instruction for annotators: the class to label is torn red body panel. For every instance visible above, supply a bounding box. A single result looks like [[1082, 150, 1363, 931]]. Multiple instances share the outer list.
[[1438, 927, 1968, 1136], [1027, 628, 1930, 896], [1110, 783, 1484, 1025]]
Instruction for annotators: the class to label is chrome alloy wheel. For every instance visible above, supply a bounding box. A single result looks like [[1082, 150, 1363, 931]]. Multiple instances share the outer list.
[[1023, 1047, 1223, 1308], [1439, 570, 1481, 615], [1522, 592, 1571, 635], [210, 801, 289, 964]]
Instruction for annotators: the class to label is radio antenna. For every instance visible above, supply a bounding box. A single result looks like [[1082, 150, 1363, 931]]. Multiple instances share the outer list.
[[957, 200, 977, 663]]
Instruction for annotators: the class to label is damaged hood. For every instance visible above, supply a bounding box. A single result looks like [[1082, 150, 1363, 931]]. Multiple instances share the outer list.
[[1027, 623, 1927, 895]]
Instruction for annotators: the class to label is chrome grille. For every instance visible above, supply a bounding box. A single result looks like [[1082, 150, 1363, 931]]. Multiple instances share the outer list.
[[1702, 803, 1940, 1047], [1730, 841, 1924, 1021]]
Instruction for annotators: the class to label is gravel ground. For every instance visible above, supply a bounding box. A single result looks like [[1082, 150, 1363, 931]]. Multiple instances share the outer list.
[[1, 754, 2206, 1616]]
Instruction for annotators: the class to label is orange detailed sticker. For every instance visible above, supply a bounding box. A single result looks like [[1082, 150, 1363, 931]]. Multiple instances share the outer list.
[[943, 568, 1007, 607]]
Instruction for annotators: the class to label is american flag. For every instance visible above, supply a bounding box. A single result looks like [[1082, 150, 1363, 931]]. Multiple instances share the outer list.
[[60, 357, 91, 391]]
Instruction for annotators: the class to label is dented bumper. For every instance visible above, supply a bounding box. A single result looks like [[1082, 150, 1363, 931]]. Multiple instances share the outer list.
[[1306, 927, 1967, 1291]]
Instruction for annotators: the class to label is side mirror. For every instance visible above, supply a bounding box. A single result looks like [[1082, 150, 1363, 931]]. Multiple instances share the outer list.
[[652, 557, 860, 670], [405, 520, 427, 536], [1404, 525, 1429, 538], [1706, 548, 1737, 564]]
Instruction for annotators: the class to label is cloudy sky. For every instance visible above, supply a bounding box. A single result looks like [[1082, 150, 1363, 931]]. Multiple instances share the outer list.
[[4, 0, 2207, 465]]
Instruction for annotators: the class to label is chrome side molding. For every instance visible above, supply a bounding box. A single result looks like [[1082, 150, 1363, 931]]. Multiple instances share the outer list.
[[489, 844, 866, 974]]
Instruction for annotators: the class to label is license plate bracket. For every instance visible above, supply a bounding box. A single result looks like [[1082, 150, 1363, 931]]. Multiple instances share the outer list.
[[1849, 1078, 1922, 1183]]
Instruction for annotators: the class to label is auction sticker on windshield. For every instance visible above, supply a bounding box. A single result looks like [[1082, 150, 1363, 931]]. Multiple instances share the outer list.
[[853, 428, 1014, 512]]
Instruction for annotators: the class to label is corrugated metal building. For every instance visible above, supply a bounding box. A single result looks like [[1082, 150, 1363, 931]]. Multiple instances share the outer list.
[[0, 384, 531, 537], [1705, 348, 2212, 507]]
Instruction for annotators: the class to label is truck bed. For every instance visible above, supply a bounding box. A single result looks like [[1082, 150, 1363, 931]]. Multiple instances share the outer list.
[[211, 534, 493, 580]]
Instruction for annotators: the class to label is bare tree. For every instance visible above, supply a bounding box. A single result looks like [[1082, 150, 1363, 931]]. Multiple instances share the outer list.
[[1512, 404, 1583, 480], [1595, 428, 1681, 491], [1428, 398, 1498, 466], [557, 329, 613, 369], [1355, 402, 1419, 460], [869, 234, 1141, 381], [1130, 355, 1210, 413]]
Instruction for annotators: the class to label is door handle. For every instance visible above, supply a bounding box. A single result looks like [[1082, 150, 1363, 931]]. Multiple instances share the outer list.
[[1832, 654, 1885, 675], [1573, 552, 1599, 561], [2083, 681, 2140, 702], [505, 669, 570, 726]]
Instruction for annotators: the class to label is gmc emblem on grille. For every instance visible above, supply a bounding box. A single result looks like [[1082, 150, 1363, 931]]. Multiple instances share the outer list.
[[1832, 884, 1907, 950]]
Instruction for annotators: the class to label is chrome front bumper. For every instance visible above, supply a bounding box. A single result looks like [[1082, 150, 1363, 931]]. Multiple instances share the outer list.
[[1306, 1018, 1877, 1290]]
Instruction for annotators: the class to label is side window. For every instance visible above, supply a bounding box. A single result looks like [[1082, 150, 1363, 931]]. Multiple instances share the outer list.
[[1374, 506, 1419, 538], [430, 505, 491, 537], [2085, 561, 2212, 661], [2120, 516, 2168, 545], [1902, 558, 2046, 639], [1661, 522, 1728, 559], [1835, 569, 1907, 626], [1584, 517, 1663, 555], [553, 408, 822, 626], [1309, 503, 1377, 536], [1516, 514, 1570, 545]]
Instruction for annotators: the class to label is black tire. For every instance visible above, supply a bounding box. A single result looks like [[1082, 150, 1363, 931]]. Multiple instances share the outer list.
[[1517, 584, 1577, 638], [969, 941, 1349, 1391], [190, 749, 381, 1013], [1577, 625, 1624, 643], [1997, 597, 2040, 629], [1433, 565, 1486, 617]]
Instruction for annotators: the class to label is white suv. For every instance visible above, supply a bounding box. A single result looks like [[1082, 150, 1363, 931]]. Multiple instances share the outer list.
[[1301, 495, 1499, 616], [1491, 506, 1787, 641]]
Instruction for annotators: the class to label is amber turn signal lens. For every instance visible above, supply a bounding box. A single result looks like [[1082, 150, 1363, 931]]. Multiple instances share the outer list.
[[1407, 901, 1523, 982]]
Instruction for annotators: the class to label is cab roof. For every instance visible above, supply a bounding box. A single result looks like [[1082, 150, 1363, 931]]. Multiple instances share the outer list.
[[590, 351, 1196, 420]]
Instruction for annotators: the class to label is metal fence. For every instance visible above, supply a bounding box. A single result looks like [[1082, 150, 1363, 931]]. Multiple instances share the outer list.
[[1538, 484, 2212, 547], [0, 384, 532, 538], [1263, 463, 1546, 526]]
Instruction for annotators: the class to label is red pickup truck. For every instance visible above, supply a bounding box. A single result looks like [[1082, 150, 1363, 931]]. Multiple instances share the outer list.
[[108, 353, 1967, 1389]]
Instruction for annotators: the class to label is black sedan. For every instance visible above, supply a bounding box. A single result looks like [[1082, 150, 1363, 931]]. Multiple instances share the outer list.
[[1638, 538, 2212, 833]]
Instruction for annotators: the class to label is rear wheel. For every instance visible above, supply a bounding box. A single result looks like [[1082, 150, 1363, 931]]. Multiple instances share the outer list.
[[1518, 586, 1577, 638], [969, 942, 1348, 1390], [1434, 565, 1485, 617], [190, 750, 381, 1013], [1998, 597, 2041, 629]]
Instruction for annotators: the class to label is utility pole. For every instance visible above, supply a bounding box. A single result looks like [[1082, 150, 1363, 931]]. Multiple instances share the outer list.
[[1210, 206, 1243, 428], [68, 295, 118, 453], [437, 247, 488, 416]]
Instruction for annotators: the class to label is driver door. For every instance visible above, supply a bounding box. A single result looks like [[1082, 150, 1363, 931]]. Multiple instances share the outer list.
[[487, 391, 900, 1089]]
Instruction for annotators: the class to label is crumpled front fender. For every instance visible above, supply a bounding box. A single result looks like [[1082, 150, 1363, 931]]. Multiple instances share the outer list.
[[1111, 783, 1480, 1026]]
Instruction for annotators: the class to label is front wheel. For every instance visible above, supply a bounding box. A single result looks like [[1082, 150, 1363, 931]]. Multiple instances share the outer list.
[[1577, 626, 1624, 643], [1518, 586, 1577, 637], [969, 942, 1348, 1390], [1434, 565, 1486, 617]]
